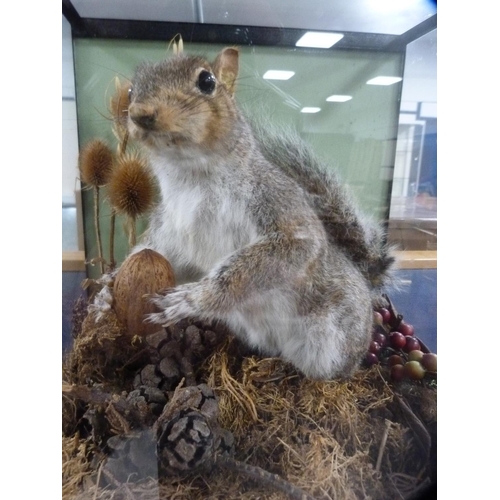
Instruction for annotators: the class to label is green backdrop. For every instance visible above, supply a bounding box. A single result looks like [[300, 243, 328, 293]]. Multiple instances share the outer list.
[[73, 39, 403, 278]]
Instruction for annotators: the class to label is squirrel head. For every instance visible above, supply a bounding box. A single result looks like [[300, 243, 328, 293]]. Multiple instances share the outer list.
[[127, 47, 240, 153]]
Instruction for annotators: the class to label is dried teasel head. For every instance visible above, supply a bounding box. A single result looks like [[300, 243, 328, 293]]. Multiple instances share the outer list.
[[79, 139, 115, 187], [108, 153, 156, 218], [109, 77, 130, 130]]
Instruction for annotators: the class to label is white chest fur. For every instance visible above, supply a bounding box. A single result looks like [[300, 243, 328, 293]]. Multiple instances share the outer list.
[[146, 152, 259, 277]]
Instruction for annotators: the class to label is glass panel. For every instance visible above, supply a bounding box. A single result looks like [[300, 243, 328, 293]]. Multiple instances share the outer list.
[[71, 0, 436, 35], [388, 28, 437, 250], [200, 0, 436, 34], [71, 0, 197, 22], [73, 38, 404, 277], [62, 15, 84, 251]]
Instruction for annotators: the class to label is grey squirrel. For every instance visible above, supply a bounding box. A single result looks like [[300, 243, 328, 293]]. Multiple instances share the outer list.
[[97, 47, 395, 379]]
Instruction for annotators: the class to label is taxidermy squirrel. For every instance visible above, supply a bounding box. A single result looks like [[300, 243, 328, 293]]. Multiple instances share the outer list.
[[95, 47, 395, 379]]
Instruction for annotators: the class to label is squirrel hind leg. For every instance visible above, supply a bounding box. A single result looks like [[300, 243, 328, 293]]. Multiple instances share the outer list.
[[278, 310, 372, 380]]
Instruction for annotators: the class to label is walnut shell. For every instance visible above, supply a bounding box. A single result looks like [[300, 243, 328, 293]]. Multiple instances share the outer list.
[[113, 249, 176, 337]]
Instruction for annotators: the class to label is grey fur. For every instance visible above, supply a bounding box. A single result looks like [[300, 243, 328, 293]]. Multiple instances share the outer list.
[[250, 120, 395, 290], [108, 49, 396, 379]]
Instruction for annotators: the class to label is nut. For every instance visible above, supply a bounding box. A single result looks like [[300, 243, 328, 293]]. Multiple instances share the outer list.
[[113, 249, 176, 336]]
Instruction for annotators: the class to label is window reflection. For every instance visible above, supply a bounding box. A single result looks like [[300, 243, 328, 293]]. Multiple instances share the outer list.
[[62, 15, 84, 252], [389, 29, 437, 251]]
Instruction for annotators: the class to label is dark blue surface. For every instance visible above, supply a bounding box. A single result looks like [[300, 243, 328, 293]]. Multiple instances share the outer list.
[[62, 271, 87, 355], [385, 268, 437, 354], [62, 268, 437, 355]]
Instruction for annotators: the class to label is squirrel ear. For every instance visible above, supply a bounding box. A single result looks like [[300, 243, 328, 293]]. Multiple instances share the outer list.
[[213, 47, 239, 96]]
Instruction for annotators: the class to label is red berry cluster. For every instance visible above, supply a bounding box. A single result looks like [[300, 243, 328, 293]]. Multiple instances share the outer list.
[[363, 301, 437, 383]]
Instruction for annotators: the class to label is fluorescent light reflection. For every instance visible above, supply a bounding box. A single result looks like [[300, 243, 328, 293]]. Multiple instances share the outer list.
[[296, 32, 344, 49], [326, 95, 352, 102], [300, 107, 321, 114], [263, 70, 295, 80], [366, 76, 402, 86]]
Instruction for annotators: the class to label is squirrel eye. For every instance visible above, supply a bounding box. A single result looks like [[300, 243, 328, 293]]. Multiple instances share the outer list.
[[128, 87, 133, 102], [197, 70, 216, 94]]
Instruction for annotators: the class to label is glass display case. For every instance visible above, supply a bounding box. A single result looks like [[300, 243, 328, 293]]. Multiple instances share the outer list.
[[63, 0, 437, 349], [62, 0, 437, 273], [62, 3, 437, 499]]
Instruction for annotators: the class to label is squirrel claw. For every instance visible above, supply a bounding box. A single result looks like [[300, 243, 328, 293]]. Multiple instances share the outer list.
[[145, 311, 175, 328], [88, 285, 114, 322], [147, 284, 200, 325]]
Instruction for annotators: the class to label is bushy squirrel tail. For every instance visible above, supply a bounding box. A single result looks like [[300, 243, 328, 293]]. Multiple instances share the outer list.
[[251, 121, 396, 290]]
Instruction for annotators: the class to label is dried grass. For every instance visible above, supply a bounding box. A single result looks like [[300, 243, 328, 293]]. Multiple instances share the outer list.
[[63, 313, 436, 500], [63, 309, 139, 387]]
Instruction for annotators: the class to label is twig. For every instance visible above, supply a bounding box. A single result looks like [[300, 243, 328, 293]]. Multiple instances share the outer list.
[[389, 472, 420, 498], [153, 378, 186, 430], [62, 383, 141, 422], [126, 215, 137, 248], [374, 367, 432, 464], [276, 437, 308, 468], [109, 209, 116, 271], [118, 130, 129, 157], [375, 419, 391, 472], [215, 455, 316, 500], [62, 383, 112, 405], [101, 467, 137, 500], [93, 460, 105, 500], [94, 187, 105, 275], [393, 394, 431, 461]]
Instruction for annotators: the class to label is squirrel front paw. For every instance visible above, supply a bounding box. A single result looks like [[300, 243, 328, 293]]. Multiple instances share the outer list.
[[87, 277, 115, 321], [146, 283, 202, 327]]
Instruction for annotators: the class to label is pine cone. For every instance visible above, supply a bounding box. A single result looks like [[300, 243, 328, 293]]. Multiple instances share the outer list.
[[155, 384, 234, 475], [157, 409, 217, 473], [132, 321, 226, 392]]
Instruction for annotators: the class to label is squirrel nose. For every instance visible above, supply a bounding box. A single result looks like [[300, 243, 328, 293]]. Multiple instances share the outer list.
[[129, 104, 157, 130]]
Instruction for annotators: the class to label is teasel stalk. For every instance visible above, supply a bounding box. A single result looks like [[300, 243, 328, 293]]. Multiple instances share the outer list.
[[107, 152, 156, 248], [108, 206, 117, 271], [78, 139, 115, 274], [107, 77, 133, 269]]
